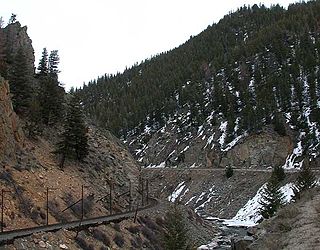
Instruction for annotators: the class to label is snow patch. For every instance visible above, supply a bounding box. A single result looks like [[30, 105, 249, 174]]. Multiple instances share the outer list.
[[147, 161, 166, 168], [218, 121, 228, 148], [168, 181, 186, 202], [220, 183, 295, 227]]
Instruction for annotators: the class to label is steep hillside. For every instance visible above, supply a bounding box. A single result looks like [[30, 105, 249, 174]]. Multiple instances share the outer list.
[[78, 1, 320, 173], [249, 187, 320, 249], [0, 77, 141, 230]]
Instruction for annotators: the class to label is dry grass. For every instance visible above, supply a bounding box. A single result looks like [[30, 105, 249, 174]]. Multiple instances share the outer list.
[[277, 204, 299, 220]]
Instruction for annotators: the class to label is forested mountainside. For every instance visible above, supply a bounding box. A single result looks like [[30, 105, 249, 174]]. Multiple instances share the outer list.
[[78, 1, 320, 164]]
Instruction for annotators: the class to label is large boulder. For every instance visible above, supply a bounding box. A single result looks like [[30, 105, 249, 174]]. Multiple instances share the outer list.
[[231, 236, 254, 250]]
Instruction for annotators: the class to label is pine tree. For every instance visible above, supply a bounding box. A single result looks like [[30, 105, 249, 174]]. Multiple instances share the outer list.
[[271, 165, 286, 182], [273, 113, 286, 136], [25, 94, 42, 137], [37, 48, 64, 125], [37, 48, 48, 76], [8, 14, 17, 24], [259, 177, 284, 219], [39, 76, 64, 124], [225, 165, 234, 178], [56, 95, 89, 168], [48, 50, 60, 77], [162, 206, 190, 250], [8, 47, 32, 114], [295, 162, 316, 192]]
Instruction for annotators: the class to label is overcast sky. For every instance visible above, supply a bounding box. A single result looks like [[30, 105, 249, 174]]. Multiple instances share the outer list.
[[2, 0, 301, 89]]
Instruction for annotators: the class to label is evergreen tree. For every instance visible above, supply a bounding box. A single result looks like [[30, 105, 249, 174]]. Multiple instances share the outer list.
[[295, 162, 316, 192], [48, 50, 60, 77], [225, 165, 234, 178], [271, 165, 286, 182], [39, 76, 64, 124], [259, 177, 284, 219], [273, 113, 286, 136], [8, 47, 32, 114], [8, 14, 17, 24], [37, 48, 64, 125], [25, 94, 42, 137], [162, 206, 190, 250], [37, 48, 48, 76], [56, 95, 89, 168]]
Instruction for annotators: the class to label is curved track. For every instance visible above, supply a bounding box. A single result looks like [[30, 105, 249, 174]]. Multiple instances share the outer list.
[[0, 198, 157, 243]]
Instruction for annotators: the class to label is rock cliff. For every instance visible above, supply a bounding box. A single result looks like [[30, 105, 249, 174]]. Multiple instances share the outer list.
[[4, 22, 35, 74], [0, 77, 24, 164]]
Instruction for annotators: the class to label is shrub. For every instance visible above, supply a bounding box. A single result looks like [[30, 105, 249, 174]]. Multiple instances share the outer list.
[[114, 233, 125, 248], [225, 165, 233, 178], [92, 228, 110, 246], [277, 205, 299, 220], [48, 199, 71, 223], [63, 192, 95, 218], [131, 236, 142, 248], [75, 236, 94, 250], [113, 223, 121, 232], [0, 170, 13, 183], [127, 225, 141, 234], [141, 226, 157, 242], [30, 206, 46, 224], [142, 216, 160, 231], [155, 216, 165, 227], [278, 221, 292, 232], [18, 194, 34, 217]]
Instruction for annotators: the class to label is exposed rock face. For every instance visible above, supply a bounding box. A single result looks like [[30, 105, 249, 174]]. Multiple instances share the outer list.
[[0, 77, 24, 163], [208, 132, 293, 169], [4, 22, 35, 74]]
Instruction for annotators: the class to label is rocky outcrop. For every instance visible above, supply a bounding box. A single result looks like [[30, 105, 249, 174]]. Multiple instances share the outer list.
[[208, 132, 293, 169], [4, 22, 35, 74], [0, 77, 24, 163]]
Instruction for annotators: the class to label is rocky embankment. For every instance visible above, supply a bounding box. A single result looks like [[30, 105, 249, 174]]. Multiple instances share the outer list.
[[249, 187, 320, 249]]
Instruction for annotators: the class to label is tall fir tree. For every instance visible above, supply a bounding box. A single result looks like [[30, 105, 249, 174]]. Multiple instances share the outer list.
[[37, 48, 48, 76], [259, 176, 284, 219], [56, 95, 89, 168], [37, 49, 64, 125], [162, 206, 190, 250], [48, 50, 60, 77], [295, 162, 316, 192], [8, 47, 32, 114], [271, 165, 286, 182]]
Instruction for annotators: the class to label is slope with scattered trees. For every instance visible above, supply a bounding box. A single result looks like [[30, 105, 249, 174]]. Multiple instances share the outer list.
[[77, 1, 320, 171]]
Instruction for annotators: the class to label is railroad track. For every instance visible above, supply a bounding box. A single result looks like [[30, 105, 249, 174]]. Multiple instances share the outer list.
[[142, 167, 320, 173], [0, 198, 158, 244]]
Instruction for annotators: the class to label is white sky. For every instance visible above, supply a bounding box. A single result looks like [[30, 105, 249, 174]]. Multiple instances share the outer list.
[[2, 0, 300, 89]]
